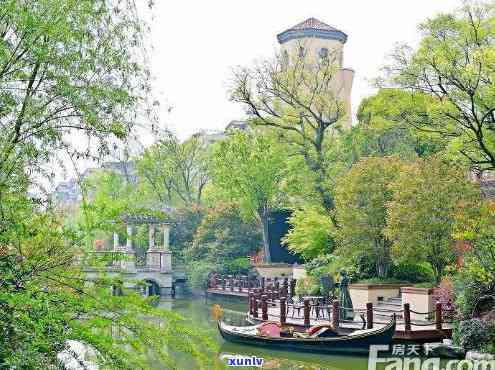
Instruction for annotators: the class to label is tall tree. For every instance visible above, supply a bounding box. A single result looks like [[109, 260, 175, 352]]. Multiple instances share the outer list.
[[356, 89, 445, 159], [386, 2, 495, 171], [230, 51, 346, 219], [334, 156, 405, 278], [282, 205, 334, 261], [210, 131, 286, 263], [138, 132, 209, 207], [0, 1, 216, 368], [385, 157, 479, 284]]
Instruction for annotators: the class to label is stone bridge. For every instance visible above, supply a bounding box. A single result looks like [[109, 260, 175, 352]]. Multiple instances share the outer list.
[[83, 215, 185, 297]]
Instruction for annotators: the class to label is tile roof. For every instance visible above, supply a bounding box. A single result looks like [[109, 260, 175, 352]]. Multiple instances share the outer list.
[[277, 18, 348, 44], [287, 17, 342, 33]]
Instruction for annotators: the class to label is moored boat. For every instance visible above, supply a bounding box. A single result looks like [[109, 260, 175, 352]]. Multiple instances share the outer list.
[[217, 316, 396, 355]]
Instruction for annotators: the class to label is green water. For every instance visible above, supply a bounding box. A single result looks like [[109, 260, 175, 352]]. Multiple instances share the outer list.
[[160, 295, 372, 370]]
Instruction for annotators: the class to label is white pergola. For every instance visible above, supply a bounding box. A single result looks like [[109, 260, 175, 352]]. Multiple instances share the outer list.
[[112, 215, 172, 272]]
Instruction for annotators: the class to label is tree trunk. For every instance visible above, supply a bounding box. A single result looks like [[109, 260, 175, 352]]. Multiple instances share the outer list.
[[258, 207, 271, 263], [433, 263, 443, 286]]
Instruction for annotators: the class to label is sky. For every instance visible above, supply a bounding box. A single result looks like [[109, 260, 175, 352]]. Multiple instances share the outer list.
[[147, 0, 461, 140]]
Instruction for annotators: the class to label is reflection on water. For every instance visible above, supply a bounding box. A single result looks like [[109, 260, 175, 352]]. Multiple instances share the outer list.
[[157, 296, 372, 370]]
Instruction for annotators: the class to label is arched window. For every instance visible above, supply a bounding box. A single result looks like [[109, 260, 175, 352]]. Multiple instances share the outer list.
[[319, 48, 329, 60], [282, 50, 289, 63], [298, 46, 305, 58]]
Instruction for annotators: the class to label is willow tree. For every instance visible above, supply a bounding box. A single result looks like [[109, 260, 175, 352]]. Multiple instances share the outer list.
[[386, 1, 495, 172], [230, 50, 347, 219], [210, 131, 286, 263], [0, 1, 216, 368]]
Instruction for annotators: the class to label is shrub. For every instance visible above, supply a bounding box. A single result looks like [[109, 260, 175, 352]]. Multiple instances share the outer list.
[[284, 206, 335, 261], [295, 276, 320, 296], [187, 261, 217, 290], [454, 319, 495, 351], [223, 257, 252, 275], [391, 261, 435, 284]]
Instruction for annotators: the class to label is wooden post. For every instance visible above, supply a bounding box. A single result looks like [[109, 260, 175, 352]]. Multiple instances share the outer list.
[[229, 276, 234, 292], [280, 297, 286, 325], [404, 303, 412, 333], [248, 292, 253, 315], [290, 279, 296, 298], [435, 302, 443, 330], [303, 299, 311, 327], [253, 294, 259, 318], [332, 300, 340, 329], [282, 277, 288, 297], [261, 295, 268, 321], [261, 277, 265, 292], [366, 302, 374, 329], [222, 277, 226, 290], [275, 280, 280, 299]]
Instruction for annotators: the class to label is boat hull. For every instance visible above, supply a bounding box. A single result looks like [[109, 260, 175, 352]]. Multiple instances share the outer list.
[[218, 319, 395, 355]]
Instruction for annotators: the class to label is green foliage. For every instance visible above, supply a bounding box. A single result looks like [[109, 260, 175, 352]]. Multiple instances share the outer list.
[[388, 2, 495, 171], [137, 132, 209, 207], [295, 276, 321, 297], [230, 52, 348, 215], [356, 89, 445, 159], [187, 260, 217, 290], [169, 206, 205, 263], [454, 201, 495, 285], [211, 131, 286, 222], [223, 257, 252, 276], [454, 319, 495, 352], [283, 206, 334, 261], [188, 202, 262, 263], [390, 261, 435, 284], [0, 199, 217, 369], [0, 0, 152, 191], [0, 1, 219, 367], [335, 156, 405, 278], [385, 157, 479, 283], [210, 130, 286, 262]]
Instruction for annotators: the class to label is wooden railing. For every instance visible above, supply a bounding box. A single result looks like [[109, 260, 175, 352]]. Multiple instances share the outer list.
[[246, 288, 454, 331], [208, 275, 296, 297]]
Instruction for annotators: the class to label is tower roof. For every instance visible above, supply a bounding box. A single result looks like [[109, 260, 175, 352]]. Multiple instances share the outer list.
[[277, 17, 348, 44]]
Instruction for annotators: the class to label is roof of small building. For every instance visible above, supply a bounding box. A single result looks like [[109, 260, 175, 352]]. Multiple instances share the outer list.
[[277, 17, 348, 45]]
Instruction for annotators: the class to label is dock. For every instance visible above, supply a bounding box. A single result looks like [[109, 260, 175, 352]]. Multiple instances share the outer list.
[[208, 274, 454, 342]]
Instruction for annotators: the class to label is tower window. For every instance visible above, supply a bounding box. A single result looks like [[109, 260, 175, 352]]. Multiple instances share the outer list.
[[282, 50, 289, 62], [298, 46, 305, 58], [319, 48, 329, 60]]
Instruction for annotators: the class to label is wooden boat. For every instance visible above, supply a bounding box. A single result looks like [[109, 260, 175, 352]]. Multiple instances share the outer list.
[[217, 316, 396, 355]]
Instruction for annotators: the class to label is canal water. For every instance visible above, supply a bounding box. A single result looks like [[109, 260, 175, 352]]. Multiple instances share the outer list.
[[159, 295, 374, 370]]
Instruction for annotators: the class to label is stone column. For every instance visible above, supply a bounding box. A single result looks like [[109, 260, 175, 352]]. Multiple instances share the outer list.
[[162, 224, 170, 250], [148, 224, 155, 249], [122, 224, 136, 272], [113, 232, 119, 250], [126, 225, 133, 250]]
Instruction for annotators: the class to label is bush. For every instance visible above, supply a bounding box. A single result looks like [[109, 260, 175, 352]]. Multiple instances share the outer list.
[[454, 319, 495, 351], [295, 276, 320, 296], [283, 206, 335, 261], [391, 261, 435, 284], [222, 257, 252, 275], [455, 260, 494, 319], [187, 261, 216, 290]]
